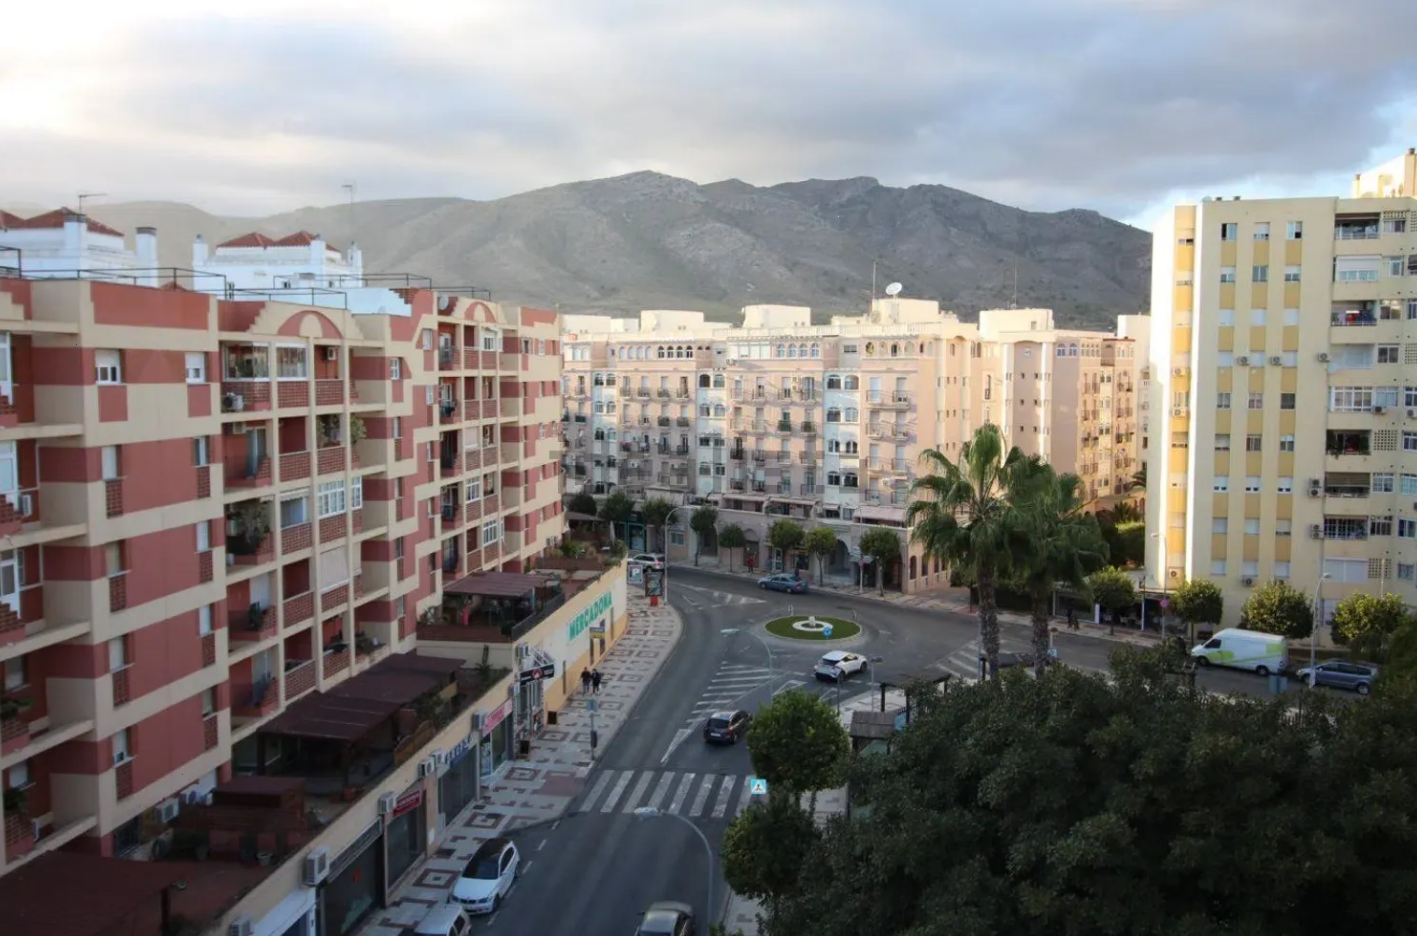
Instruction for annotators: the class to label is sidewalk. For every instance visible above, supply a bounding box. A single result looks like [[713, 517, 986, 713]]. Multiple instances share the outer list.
[[362, 595, 684, 935], [671, 561, 1161, 649]]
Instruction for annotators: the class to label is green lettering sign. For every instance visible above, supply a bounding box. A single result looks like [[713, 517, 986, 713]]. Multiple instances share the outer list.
[[567, 592, 614, 643]]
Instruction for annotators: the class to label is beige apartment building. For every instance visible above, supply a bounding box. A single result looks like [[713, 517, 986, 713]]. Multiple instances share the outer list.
[[563, 300, 1141, 590], [1145, 148, 1417, 626]]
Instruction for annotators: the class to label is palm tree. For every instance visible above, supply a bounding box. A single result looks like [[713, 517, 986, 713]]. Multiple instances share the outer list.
[[1129, 465, 1147, 492], [908, 424, 1031, 679], [1010, 462, 1108, 677]]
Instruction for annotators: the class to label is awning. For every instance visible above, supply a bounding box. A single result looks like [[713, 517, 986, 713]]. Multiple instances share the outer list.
[[445, 571, 547, 598], [854, 505, 909, 524], [262, 653, 464, 742]]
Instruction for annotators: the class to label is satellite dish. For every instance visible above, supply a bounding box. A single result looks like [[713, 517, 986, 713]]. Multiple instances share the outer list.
[[885, 282, 903, 297]]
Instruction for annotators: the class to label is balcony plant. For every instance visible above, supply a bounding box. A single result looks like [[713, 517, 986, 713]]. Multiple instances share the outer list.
[[3, 786, 26, 814], [0, 696, 33, 721], [349, 414, 367, 444], [226, 502, 271, 555]]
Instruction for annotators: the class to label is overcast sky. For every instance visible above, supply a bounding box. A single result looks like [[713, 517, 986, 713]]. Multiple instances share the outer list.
[[4, 0, 1416, 228]]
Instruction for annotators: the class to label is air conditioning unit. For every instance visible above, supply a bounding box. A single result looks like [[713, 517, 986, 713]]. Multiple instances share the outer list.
[[1409, 409, 1417, 419], [1374, 405, 1387, 415], [1316, 352, 1330, 363], [302, 846, 331, 886], [1308, 481, 1323, 498], [473, 711, 487, 732], [1169, 569, 1181, 580], [1241, 577, 1255, 587], [1269, 356, 1282, 366], [417, 757, 436, 779], [155, 798, 180, 824], [1236, 356, 1250, 366], [229, 917, 254, 936], [1309, 524, 1324, 539], [323, 346, 339, 362], [1171, 407, 1185, 416], [227, 422, 248, 435], [377, 792, 396, 816], [18, 493, 33, 518], [223, 392, 246, 412], [1172, 367, 1187, 376]]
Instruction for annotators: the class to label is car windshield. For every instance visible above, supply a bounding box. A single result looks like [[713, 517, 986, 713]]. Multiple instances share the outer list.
[[467, 857, 501, 879], [709, 717, 731, 729]]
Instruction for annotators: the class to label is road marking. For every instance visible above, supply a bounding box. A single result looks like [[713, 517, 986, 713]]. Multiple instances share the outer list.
[[599, 771, 634, 813], [689, 775, 715, 817], [579, 771, 615, 813], [717, 664, 770, 673], [646, 772, 675, 811], [737, 777, 755, 814], [522, 860, 533, 874], [660, 728, 692, 765], [621, 771, 656, 813], [773, 678, 808, 696], [720, 628, 739, 634], [711, 775, 739, 818], [536, 839, 546, 852], [669, 773, 696, 814]]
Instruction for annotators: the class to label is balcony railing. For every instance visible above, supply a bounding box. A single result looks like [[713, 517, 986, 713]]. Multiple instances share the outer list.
[[230, 605, 277, 642], [284, 659, 316, 700]]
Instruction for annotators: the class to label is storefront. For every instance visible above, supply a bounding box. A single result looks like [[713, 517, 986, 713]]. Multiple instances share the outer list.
[[318, 820, 383, 936], [384, 782, 427, 891], [438, 731, 479, 825], [479, 698, 513, 782]]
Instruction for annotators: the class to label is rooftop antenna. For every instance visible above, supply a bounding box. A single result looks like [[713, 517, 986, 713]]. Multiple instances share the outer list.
[[341, 181, 356, 250], [77, 192, 107, 214], [1010, 261, 1019, 310], [884, 282, 902, 297]]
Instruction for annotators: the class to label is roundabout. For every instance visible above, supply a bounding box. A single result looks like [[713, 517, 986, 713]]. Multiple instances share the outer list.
[[763, 614, 861, 642]]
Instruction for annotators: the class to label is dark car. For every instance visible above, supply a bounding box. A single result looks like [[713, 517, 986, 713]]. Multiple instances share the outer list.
[[757, 573, 807, 594], [636, 901, 696, 936], [703, 709, 753, 745]]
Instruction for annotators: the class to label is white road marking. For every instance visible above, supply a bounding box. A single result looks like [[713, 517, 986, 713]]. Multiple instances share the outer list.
[[646, 772, 675, 811], [669, 773, 696, 814], [737, 778, 755, 814], [536, 839, 546, 852], [773, 679, 808, 696], [660, 728, 692, 765], [599, 771, 634, 813], [580, 771, 615, 812], [689, 775, 715, 817], [711, 775, 739, 819], [621, 771, 656, 813]]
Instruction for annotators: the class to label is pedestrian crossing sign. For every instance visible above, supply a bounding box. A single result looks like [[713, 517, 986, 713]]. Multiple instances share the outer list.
[[748, 777, 768, 796]]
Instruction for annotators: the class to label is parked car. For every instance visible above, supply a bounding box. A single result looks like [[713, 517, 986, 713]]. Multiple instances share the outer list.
[[412, 905, 472, 936], [628, 553, 665, 568], [703, 709, 753, 745], [1191, 628, 1288, 676], [814, 650, 867, 681], [1295, 660, 1379, 695], [990, 648, 1060, 670], [757, 573, 807, 593], [451, 837, 520, 913], [635, 901, 697, 936]]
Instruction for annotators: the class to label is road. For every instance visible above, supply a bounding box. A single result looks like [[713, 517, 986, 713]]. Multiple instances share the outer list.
[[485, 570, 1302, 934]]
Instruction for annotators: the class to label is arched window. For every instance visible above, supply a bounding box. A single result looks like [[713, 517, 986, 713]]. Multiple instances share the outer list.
[[699, 405, 710, 417], [827, 406, 842, 423], [712, 374, 724, 387], [1069, 343, 1079, 356], [787, 345, 797, 359], [810, 343, 820, 358], [844, 407, 859, 422], [844, 375, 859, 390], [909, 556, 918, 579], [699, 374, 711, 388], [1056, 345, 1067, 356], [826, 375, 842, 389], [865, 342, 875, 355], [776, 344, 786, 358], [890, 343, 899, 357], [713, 404, 726, 416], [657, 346, 666, 359]]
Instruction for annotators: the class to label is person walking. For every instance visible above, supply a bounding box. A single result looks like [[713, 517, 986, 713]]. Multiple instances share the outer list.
[[591, 669, 603, 694], [580, 668, 592, 695], [1067, 607, 1079, 631]]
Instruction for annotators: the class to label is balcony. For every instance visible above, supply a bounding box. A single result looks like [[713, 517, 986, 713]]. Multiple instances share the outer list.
[[1326, 431, 1371, 457], [1334, 217, 1380, 240], [777, 420, 793, 433], [440, 452, 462, 476], [867, 391, 913, 408], [1324, 473, 1371, 498], [799, 451, 819, 465], [439, 399, 460, 423], [316, 446, 349, 475], [675, 416, 691, 427], [230, 604, 277, 642], [323, 648, 352, 679], [1322, 518, 1369, 541], [284, 591, 314, 627], [232, 672, 278, 720], [800, 422, 816, 435], [729, 446, 746, 461], [800, 484, 824, 496], [284, 659, 316, 701], [281, 521, 312, 553], [439, 346, 459, 371], [227, 455, 272, 489], [279, 450, 311, 483], [314, 379, 345, 407]]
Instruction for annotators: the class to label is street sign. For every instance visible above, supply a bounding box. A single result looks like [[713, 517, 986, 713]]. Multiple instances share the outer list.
[[748, 777, 768, 796], [645, 566, 664, 597], [860, 554, 873, 565], [589, 624, 606, 639], [821, 623, 833, 638], [518, 663, 556, 685], [1159, 599, 1170, 610], [587, 698, 599, 713]]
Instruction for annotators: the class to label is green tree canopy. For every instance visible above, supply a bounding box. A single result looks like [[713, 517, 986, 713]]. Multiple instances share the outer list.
[[1330, 592, 1410, 662], [719, 523, 747, 572], [768, 518, 805, 557], [567, 491, 597, 516], [858, 527, 903, 596], [1086, 565, 1138, 616], [1169, 577, 1224, 641], [803, 526, 838, 585], [689, 505, 718, 564], [597, 490, 633, 541], [640, 497, 674, 552], [745, 690, 850, 798], [1240, 579, 1314, 640], [768, 655, 1417, 936], [721, 795, 820, 905], [1111, 520, 1146, 568]]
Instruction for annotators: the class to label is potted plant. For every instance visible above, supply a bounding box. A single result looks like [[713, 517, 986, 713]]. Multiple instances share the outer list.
[[0, 697, 33, 722], [354, 632, 376, 655], [349, 415, 367, 444], [2, 786, 26, 814], [226, 503, 270, 555]]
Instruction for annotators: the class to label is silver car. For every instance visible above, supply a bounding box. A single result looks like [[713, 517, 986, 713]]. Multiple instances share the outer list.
[[1295, 660, 1378, 695]]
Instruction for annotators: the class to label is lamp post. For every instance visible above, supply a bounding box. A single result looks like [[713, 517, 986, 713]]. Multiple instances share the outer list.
[[662, 504, 696, 601], [1309, 572, 1331, 688], [867, 656, 884, 710], [634, 807, 714, 922]]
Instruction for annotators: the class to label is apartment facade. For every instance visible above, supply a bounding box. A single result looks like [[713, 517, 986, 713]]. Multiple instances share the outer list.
[[1145, 148, 1417, 625], [0, 216, 565, 876], [564, 301, 1141, 589]]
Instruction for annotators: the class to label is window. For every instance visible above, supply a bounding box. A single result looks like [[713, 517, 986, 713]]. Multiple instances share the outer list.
[[275, 346, 307, 379], [1215, 434, 1231, 451], [317, 546, 349, 589], [1402, 474, 1417, 496], [1221, 223, 1237, 241], [108, 636, 127, 671], [1279, 435, 1295, 452], [1281, 351, 1298, 366], [1216, 392, 1232, 410], [1371, 516, 1393, 537], [390, 358, 401, 380], [112, 728, 131, 765], [1245, 434, 1262, 452], [1280, 393, 1295, 410], [1407, 432, 1417, 453], [1252, 266, 1269, 283], [1242, 561, 1259, 578], [1217, 309, 1235, 326], [482, 330, 499, 352], [1277, 477, 1294, 494], [1274, 561, 1291, 580], [481, 519, 502, 547], [198, 604, 212, 636], [1214, 475, 1230, 492], [1401, 519, 1417, 540], [1211, 559, 1227, 575], [1286, 221, 1303, 240], [466, 477, 481, 502], [1217, 351, 1234, 367], [1373, 472, 1395, 493], [1378, 344, 1401, 364], [1330, 387, 1374, 412], [1219, 267, 1236, 284], [1244, 476, 1261, 493], [184, 352, 206, 383], [1249, 308, 1266, 326], [1275, 519, 1292, 537], [1253, 222, 1270, 241], [349, 477, 363, 510], [1244, 518, 1261, 535], [96, 350, 122, 384], [192, 437, 209, 466], [1212, 517, 1228, 534], [196, 520, 210, 553], [279, 495, 308, 528], [101, 446, 120, 480], [1283, 308, 1300, 326], [1248, 392, 1264, 409], [317, 480, 345, 518], [3, 657, 25, 691], [1387, 256, 1405, 277], [1284, 266, 1301, 283], [1400, 564, 1417, 581]]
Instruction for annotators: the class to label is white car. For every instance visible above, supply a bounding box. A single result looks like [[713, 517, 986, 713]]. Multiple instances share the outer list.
[[813, 651, 866, 681], [451, 837, 520, 913], [627, 553, 665, 568]]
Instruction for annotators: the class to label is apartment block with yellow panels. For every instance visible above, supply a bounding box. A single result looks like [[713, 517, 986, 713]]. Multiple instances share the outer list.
[[1145, 148, 1417, 626], [0, 236, 564, 875]]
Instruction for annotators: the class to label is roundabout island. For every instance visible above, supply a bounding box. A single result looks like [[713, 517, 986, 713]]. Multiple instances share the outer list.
[[763, 614, 861, 641]]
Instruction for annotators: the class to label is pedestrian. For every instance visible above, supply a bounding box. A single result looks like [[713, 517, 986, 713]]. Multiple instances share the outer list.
[[1067, 607, 1078, 631], [580, 668, 591, 694], [591, 669, 602, 694]]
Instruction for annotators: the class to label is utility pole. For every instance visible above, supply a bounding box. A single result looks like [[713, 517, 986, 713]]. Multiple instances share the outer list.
[[341, 181, 357, 253]]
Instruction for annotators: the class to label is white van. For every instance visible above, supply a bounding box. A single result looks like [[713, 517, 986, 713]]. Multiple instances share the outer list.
[[1191, 628, 1288, 676]]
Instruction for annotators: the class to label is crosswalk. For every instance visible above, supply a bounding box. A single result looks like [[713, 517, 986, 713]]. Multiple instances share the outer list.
[[937, 637, 1106, 682], [578, 768, 756, 820], [684, 662, 774, 725], [674, 584, 767, 608]]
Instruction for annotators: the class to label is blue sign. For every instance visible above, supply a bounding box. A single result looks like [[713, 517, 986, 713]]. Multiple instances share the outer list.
[[448, 735, 474, 766], [821, 623, 833, 639], [748, 777, 768, 796]]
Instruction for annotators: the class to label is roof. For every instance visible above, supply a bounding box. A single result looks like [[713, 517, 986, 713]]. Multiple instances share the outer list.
[[471, 836, 512, 858], [215, 775, 306, 796], [853, 505, 909, 524], [820, 650, 851, 661], [564, 510, 603, 522], [0, 852, 269, 936], [0, 208, 123, 237], [850, 709, 903, 740], [262, 653, 464, 741], [215, 230, 338, 250], [444, 570, 547, 598]]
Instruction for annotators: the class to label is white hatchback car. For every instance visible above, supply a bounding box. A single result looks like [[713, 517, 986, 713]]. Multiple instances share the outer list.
[[813, 651, 867, 681], [451, 837, 520, 914]]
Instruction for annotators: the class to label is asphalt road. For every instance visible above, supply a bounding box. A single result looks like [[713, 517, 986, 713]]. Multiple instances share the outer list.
[[485, 570, 1310, 934]]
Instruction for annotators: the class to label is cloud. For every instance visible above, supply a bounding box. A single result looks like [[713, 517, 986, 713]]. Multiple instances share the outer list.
[[4, 0, 1417, 222]]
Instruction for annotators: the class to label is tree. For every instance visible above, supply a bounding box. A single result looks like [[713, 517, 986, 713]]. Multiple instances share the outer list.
[[767, 519, 805, 573], [1330, 592, 1409, 662], [567, 491, 597, 516], [641, 497, 673, 554], [719, 524, 747, 572], [689, 505, 718, 565], [597, 490, 633, 542], [1129, 464, 1147, 492], [1010, 464, 1107, 676], [803, 527, 837, 586], [745, 690, 850, 809], [909, 425, 1032, 678], [768, 656, 1417, 936], [1170, 578, 1224, 643], [858, 527, 903, 596], [1086, 565, 1138, 630], [722, 795, 820, 907], [1240, 579, 1313, 640]]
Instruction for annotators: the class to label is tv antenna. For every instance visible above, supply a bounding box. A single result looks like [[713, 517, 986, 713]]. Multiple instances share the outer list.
[[884, 282, 902, 297], [1010, 261, 1019, 309], [341, 181, 357, 250], [77, 192, 108, 214]]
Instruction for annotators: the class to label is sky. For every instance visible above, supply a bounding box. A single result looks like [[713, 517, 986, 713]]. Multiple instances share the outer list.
[[3, 0, 1417, 229]]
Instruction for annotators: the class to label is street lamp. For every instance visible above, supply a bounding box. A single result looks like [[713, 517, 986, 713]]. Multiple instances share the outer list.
[[663, 504, 696, 599], [867, 656, 884, 709], [1309, 572, 1332, 688], [633, 807, 715, 921]]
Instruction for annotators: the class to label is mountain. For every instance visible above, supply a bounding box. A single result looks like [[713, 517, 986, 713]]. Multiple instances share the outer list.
[[51, 173, 1151, 329]]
